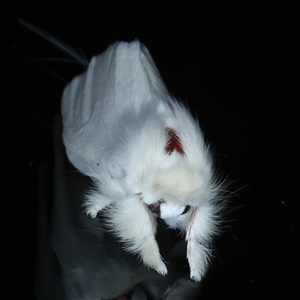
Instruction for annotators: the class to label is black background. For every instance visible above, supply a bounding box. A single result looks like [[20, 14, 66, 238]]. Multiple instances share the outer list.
[[1, 1, 298, 299]]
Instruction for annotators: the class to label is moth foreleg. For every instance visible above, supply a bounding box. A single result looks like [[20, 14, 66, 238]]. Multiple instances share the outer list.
[[107, 195, 167, 275], [186, 206, 216, 282]]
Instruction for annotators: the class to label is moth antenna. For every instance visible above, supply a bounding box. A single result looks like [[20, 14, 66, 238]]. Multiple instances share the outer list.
[[19, 19, 89, 68], [165, 128, 185, 155]]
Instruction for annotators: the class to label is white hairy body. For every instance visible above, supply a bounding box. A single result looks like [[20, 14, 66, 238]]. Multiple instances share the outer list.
[[61, 41, 221, 282]]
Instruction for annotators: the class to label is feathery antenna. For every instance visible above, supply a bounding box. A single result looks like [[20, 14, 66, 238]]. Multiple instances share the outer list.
[[19, 19, 89, 68]]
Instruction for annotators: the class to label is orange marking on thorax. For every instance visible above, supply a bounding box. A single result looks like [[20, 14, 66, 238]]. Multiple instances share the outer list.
[[165, 128, 185, 155]]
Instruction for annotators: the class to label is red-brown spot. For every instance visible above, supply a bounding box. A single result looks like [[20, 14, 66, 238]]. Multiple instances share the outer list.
[[165, 128, 185, 155]]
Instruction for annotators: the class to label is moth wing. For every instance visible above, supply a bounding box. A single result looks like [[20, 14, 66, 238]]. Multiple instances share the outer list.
[[61, 41, 170, 176]]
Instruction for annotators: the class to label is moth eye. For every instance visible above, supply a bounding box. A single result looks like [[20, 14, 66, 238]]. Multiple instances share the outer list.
[[181, 205, 191, 215]]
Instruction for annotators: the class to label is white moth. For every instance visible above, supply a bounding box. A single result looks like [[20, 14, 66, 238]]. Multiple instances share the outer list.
[[61, 41, 222, 282]]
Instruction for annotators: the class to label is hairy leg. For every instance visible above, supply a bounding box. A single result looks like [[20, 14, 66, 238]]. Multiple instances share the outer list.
[[107, 194, 167, 275], [83, 193, 114, 218], [185, 206, 216, 281]]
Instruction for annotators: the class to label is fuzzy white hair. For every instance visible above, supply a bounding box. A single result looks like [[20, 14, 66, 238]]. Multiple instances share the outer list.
[[61, 41, 223, 282]]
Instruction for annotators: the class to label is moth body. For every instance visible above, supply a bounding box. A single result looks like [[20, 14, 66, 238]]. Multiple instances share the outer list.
[[62, 41, 221, 281]]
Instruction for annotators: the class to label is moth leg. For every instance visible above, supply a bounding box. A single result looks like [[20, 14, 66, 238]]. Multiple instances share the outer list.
[[83, 193, 114, 218], [140, 231, 168, 276], [108, 195, 167, 276], [186, 206, 215, 282]]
